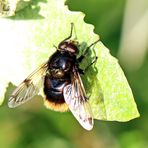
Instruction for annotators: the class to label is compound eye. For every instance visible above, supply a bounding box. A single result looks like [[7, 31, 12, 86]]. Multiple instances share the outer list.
[[60, 44, 66, 49], [58, 42, 67, 50]]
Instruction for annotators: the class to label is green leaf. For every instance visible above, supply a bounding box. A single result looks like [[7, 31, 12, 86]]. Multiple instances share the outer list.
[[0, 0, 31, 17], [0, 0, 139, 121], [81, 42, 140, 121]]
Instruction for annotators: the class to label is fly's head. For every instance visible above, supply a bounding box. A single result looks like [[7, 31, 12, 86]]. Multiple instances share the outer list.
[[58, 40, 79, 56]]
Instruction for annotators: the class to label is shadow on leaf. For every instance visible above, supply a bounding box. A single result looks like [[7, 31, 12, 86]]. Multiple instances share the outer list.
[[79, 42, 107, 120]]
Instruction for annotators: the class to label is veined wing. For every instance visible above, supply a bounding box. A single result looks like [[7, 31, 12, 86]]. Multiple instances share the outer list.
[[64, 67, 93, 130], [8, 62, 48, 108]]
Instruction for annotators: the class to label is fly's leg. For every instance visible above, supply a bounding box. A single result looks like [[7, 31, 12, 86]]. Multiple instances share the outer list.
[[53, 23, 76, 49], [78, 57, 98, 74], [60, 23, 77, 43], [83, 56, 98, 72], [77, 39, 99, 73], [77, 39, 100, 63]]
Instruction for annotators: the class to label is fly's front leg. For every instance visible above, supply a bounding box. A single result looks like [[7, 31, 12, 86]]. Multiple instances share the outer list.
[[60, 23, 77, 43]]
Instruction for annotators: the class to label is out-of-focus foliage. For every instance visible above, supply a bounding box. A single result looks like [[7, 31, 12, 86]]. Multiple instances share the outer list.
[[0, 0, 31, 17], [66, 0, 126, 56], [0, 0, 147, 148]]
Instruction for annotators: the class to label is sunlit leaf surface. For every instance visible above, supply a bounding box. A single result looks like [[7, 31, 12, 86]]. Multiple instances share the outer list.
[[0, 0, 139, 121]]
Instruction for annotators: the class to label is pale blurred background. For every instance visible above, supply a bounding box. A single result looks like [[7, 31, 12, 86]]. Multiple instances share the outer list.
[[0, 0, 148, 148]]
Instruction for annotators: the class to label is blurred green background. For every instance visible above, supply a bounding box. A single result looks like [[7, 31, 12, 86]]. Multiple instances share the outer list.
[[0, 0, 148, 148]]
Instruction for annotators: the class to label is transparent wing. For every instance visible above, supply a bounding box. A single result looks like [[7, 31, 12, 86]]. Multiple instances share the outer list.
[[63, 67, 94, 130], [8, 62, 48, 108]]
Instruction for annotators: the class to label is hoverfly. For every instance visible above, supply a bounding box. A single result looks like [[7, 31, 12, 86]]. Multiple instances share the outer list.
[[8, 23, 99, 130]]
